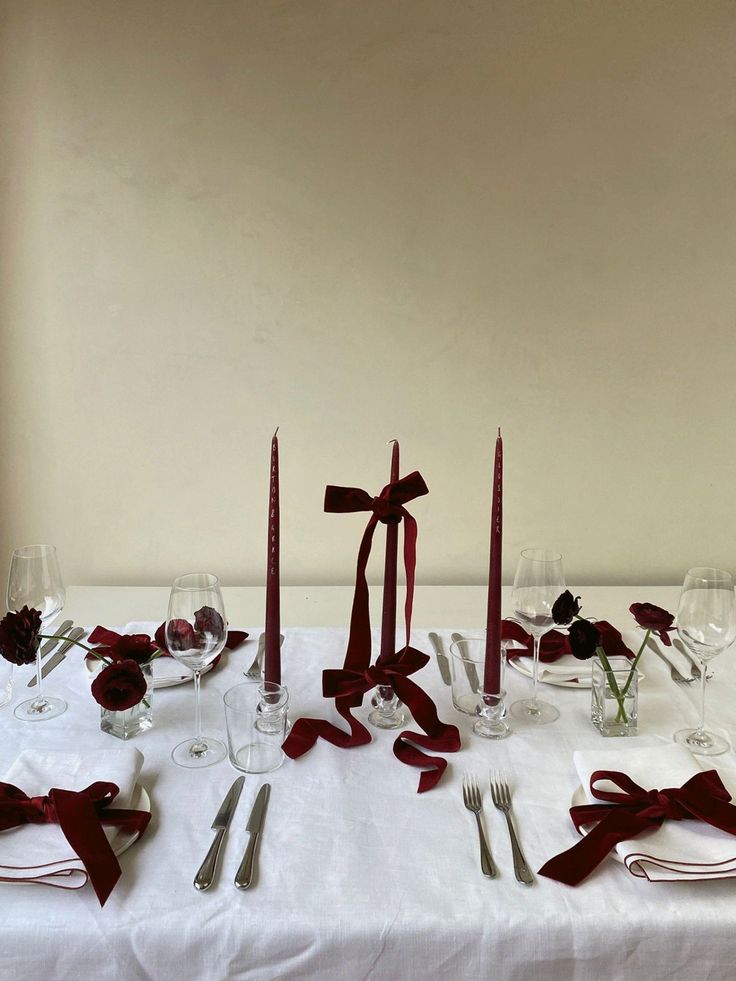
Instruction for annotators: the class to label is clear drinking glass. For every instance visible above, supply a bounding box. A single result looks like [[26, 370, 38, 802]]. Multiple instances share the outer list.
[[674, 567, 736, 756], [166, 573, 227, 767], [8, 544, 67, 721], [510, 548, 565, 724]]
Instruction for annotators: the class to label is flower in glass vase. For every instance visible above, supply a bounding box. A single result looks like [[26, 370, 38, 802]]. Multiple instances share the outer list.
[[552, 591, 675, 733]]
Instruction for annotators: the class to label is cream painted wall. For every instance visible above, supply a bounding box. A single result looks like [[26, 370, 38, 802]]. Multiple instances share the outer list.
[[1, 0, 735, 590]]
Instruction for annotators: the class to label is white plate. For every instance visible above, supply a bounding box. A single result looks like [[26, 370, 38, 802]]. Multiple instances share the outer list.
[[570, 784, 623, 863], [114, 783, 151, 857], [85, 656, 214, 690]]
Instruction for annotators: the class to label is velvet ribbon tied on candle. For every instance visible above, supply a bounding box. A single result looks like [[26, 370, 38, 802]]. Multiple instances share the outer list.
[[0, 780, 151, 905], [282, 470, 461, 793], [539, 769, 736, 885]]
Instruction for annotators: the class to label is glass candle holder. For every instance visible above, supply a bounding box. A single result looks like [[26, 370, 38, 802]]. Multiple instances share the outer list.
[[449, 636, 510, 739]]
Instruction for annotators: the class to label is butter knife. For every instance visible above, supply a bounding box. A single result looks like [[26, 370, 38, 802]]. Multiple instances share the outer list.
[[194, 776, 245, 891], [451, 632, 481, 692], [235, 783, 270, 890], [40, 620, 73, 658], [428, 632, 451, 686], [28, 627, 86, 686]]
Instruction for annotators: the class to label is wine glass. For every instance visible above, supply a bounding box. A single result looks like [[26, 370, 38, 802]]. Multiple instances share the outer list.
[[8, 544, 67, 721], [510, 548, 565, 724], [166, 573, 227, 768], [674, 567, 736, 756]]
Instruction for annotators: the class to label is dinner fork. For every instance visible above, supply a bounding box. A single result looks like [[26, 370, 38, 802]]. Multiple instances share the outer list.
[[462, 774, 496, 878], [489, 773, 534, 884], [646, 637, 696, 684]]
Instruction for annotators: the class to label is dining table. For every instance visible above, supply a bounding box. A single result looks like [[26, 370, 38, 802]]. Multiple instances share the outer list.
[[1, 583, 735, 981]]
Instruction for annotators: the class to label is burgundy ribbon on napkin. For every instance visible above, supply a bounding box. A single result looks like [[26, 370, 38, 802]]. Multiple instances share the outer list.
[[502, 619, 633, 662], [0, 780, 151, 906], [538, 769, 736, 885], [283, 471, 460, 793], [87, 625, 248, 663]]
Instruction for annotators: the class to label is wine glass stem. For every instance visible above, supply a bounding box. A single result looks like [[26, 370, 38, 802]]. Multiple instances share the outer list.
[[193, 669, 202, 744], [697, 660, 707, 733], [35, 649, 43, 700], [532, 635, 541, 702]]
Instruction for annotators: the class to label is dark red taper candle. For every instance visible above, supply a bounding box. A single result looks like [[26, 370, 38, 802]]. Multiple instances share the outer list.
[[380, 440, 400, 659], [264, 428, 281, 684], [484, 429, 503, 693]]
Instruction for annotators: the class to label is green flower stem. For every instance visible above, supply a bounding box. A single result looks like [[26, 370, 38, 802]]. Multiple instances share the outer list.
[[620, 629, 650, 699], [594, 646, 630, 724]]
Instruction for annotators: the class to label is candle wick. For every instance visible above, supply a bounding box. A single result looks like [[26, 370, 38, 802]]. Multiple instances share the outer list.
[[273, 426, 279, 438]]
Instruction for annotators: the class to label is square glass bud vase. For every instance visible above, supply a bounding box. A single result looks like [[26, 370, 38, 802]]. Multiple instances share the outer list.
[[100, 663, 154, 739], [591, 657, 638, 737]]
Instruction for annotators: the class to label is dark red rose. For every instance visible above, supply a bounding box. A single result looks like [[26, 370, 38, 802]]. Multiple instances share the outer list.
[[91, 659, 148, 711], [93, 634, 158, 666], [630, 602, 676, 647], [159, 618, 198, 653], [552, 591, 582, 625], [155, 620, 248, 655], [194, 605, 225, 638], [0, 606, 42, 665], [568, 620, 601, 660]]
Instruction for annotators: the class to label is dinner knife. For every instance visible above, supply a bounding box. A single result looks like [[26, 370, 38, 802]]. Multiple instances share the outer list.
[[193, 776, 245, 891], [451, 632, 481, 692], [234, 783, 270, 890], [428, 632, 452, 686], [40, 620, 73, 658], [28, 627, 86, 686]]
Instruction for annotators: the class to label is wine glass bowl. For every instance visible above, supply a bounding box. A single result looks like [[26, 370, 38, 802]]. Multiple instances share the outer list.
[[510, 548, 565, 725], [674, 567, 736, 756], [8, 544, 67, 721], [166, 573, 228, 768]]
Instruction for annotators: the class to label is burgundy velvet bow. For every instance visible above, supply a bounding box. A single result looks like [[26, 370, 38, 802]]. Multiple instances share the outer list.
[[501, 619, 633, 662], [88, 625, 248, 659], [0, 780, 151, 905], [283, 471, 460, 793], [539, 768, 736, 885]]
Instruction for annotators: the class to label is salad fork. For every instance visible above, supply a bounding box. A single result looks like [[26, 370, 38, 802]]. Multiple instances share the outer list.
[[462, 774, 496, 878], [489, 773, 534, 884], [245, 633, 284, 679]]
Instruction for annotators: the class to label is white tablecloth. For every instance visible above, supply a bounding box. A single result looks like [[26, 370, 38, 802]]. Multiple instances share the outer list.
[[1, 614, 735, 981]]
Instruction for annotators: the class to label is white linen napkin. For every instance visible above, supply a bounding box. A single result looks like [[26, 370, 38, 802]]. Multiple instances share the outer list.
[[573, 744, 736, 881], [0, 747, 144, 890]]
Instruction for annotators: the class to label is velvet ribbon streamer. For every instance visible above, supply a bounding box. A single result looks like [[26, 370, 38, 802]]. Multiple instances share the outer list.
[[0, 780, 151, 906], [282, 471, 460, 792], [538, 768, 736, 885]]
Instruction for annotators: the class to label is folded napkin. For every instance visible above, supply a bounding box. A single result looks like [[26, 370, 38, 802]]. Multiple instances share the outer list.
[[0, 747, 145, 896], [509, 653, 591, 684], [566, 745, 736, 881]]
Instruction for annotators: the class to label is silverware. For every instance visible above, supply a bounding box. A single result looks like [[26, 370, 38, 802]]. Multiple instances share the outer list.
[[451, 632, 481, 693], [28, 627, 86, 686], [245, 633, 284, 680], [193, 776, 245, 891], [462, 774, 496, 878], [235, 783, 271, 889], [428, 632, 451, 686], [645, 636, 696, 684], [489, 772, 533, 884], [40, 620, 73, 659]]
